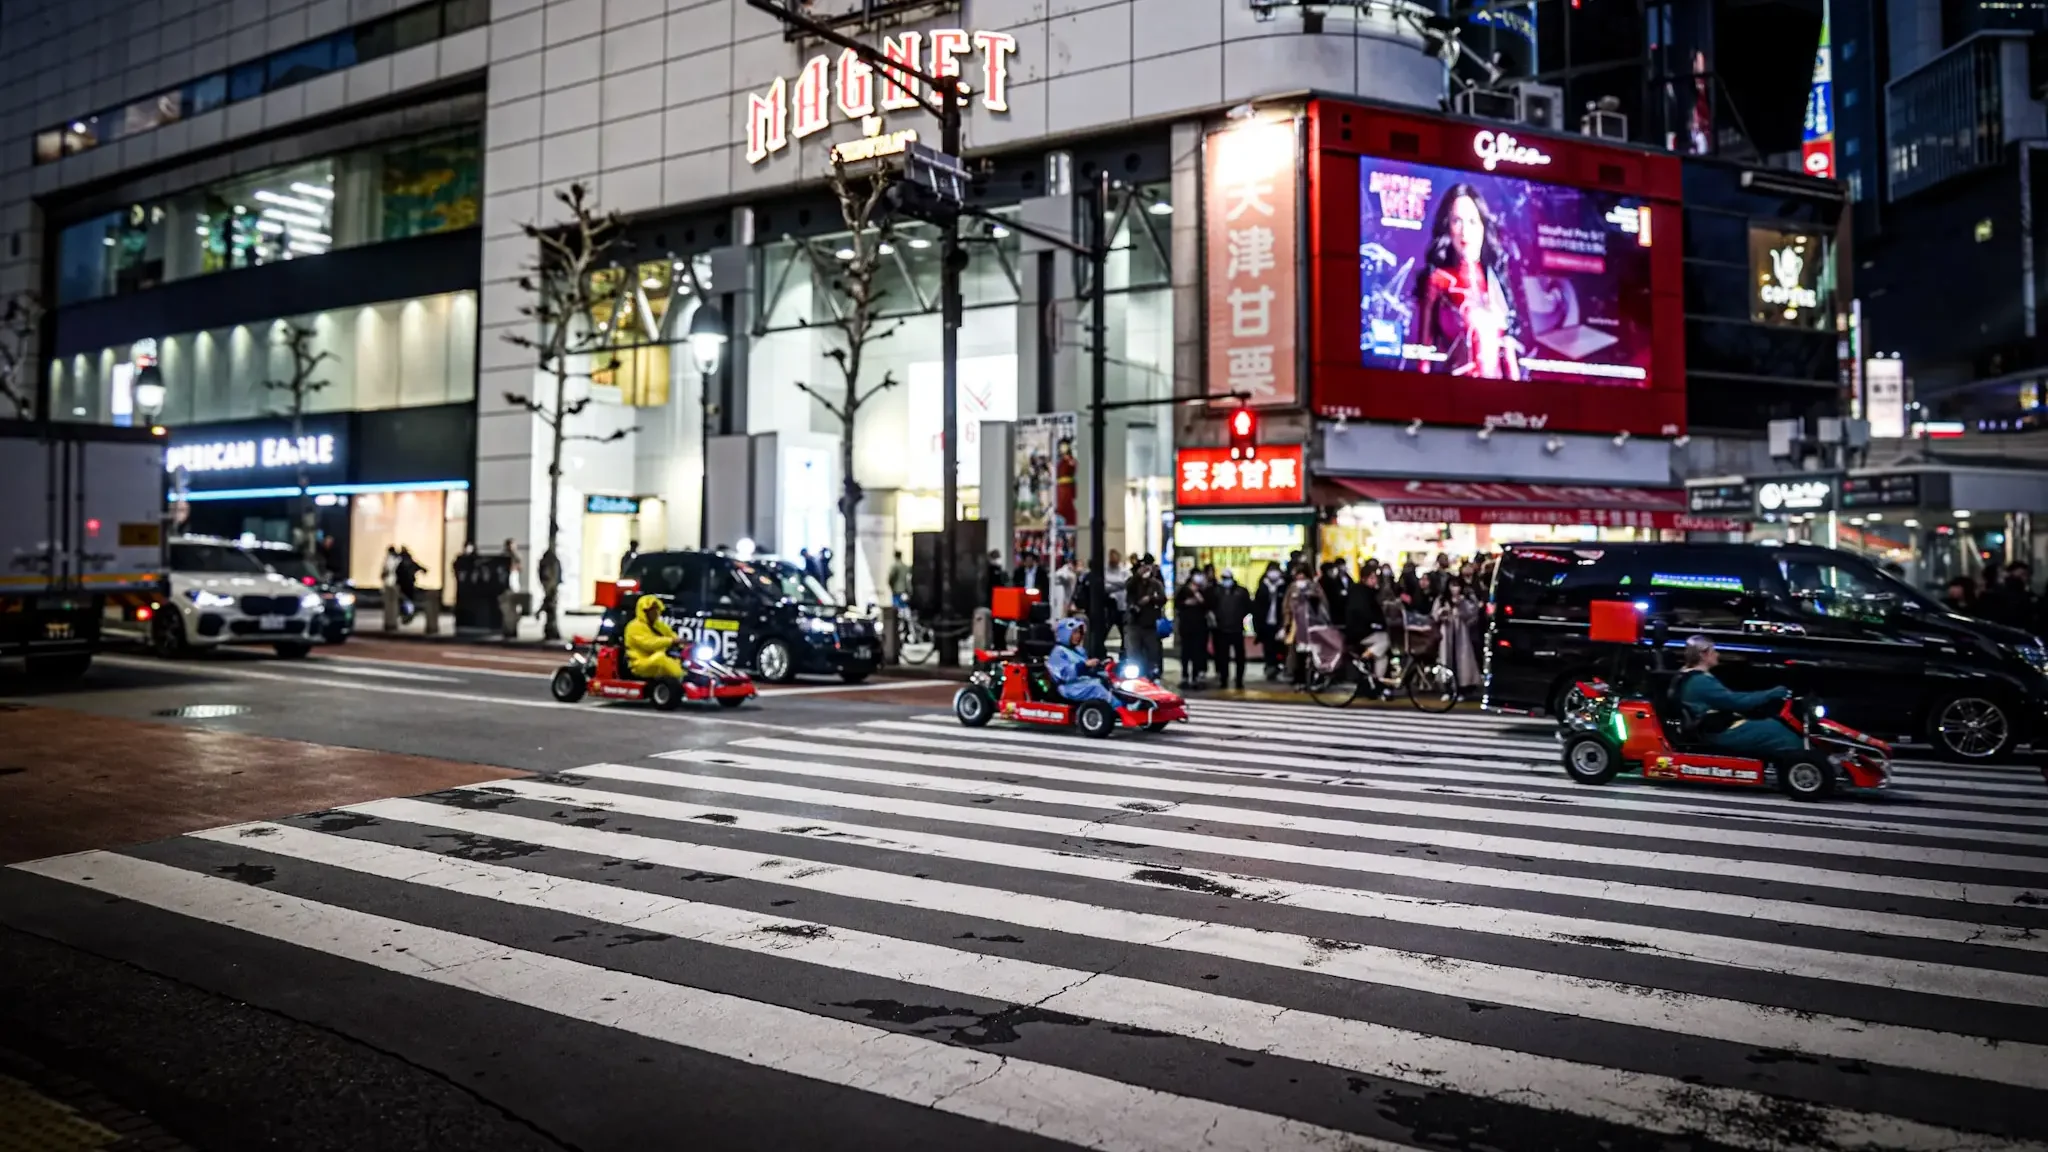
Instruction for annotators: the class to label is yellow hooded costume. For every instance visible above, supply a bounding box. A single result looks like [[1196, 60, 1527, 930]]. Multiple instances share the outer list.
[[623, 594, 682, 680]]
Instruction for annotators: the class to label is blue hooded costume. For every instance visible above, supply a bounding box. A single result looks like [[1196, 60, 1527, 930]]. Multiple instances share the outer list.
[[1047, 618, 1113, 704]]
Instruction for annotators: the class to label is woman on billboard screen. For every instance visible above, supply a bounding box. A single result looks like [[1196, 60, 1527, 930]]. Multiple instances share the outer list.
[[1412, 184, 1524, 381]]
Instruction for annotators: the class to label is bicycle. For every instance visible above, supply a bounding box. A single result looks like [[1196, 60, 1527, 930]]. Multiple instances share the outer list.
[[1303, 622, 1461, 712]]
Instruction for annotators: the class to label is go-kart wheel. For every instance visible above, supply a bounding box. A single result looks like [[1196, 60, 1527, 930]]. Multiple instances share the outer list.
[[954, 686, 995, 728], [716, 695, 747, 709], [649, 678, 682, 711], [1562, 735, 1620, 785], [1778, 757, 1835, 801], [1075, 700, 1117, 739], [755, 639, 798, 684], [551, 668, 587, 703]]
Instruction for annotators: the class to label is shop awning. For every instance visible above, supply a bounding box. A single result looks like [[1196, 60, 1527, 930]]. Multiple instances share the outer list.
[[1331, 479, 1744, 531]]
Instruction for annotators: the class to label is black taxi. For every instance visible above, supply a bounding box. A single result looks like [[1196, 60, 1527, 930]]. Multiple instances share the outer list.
[[606, 549, 880, 683]]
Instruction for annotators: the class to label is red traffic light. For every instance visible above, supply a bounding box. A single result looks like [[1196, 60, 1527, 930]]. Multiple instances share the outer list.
[[1228, 407, 1257, 460]]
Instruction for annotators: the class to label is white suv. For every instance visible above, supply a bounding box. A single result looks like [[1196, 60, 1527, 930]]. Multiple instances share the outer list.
[[154, 536, 327, 659]]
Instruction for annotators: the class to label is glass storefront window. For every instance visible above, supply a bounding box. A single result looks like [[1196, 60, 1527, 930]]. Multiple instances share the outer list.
[[52, 128, 479, 306], [48, 290, 478, 426]]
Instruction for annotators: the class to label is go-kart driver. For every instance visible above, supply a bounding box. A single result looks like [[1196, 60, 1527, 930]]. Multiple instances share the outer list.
[[624, 594, 684, 681], [1671, 635, 1802, 759], [1047, 617, 1114, 706]]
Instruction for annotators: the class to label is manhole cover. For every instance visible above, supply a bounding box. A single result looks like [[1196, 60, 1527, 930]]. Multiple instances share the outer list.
[[154, 704, 250, 719]]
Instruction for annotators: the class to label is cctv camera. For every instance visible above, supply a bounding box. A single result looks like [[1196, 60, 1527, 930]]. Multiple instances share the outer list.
[[1406, 418, 1424, 437], [1544, 436, 1564, 454], [1612, 430, 1631, 448], [1476, 425, 1493, 441]]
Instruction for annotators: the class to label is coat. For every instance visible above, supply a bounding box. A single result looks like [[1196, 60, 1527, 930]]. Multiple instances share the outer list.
[[623, 594, 682, 679], [1280, 579, 1328, 647], [1211, 581, 1252, 636]]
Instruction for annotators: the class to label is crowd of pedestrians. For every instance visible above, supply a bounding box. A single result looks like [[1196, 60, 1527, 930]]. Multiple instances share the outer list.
[[1942, 560, 2048, 634]]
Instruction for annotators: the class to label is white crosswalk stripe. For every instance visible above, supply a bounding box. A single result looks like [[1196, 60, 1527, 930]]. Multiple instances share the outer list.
[[10, 703, 2048, 1151]]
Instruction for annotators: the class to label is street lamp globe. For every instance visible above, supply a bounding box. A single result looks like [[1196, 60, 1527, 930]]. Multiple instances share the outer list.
[[687, 302, 727, 376], [134, 366, 166, 419]]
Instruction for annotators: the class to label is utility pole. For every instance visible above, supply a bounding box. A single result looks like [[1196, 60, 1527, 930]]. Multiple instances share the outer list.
[[1085, 171, 1110, 661], [743, 0, 965, 660]]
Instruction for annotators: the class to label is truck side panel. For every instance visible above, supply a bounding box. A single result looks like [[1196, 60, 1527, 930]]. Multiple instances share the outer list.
[[0, 431, 55, 596], [77, 438, 167, 594]]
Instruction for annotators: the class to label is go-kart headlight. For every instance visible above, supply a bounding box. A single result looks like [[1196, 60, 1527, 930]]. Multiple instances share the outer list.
[[1812, 703, 1826, 719], [1120, 662, 1140, 679], [692, 644, 717, 662], [188, 590, 235, 609]]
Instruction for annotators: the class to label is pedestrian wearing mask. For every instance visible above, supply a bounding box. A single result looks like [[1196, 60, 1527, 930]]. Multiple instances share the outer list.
[[1281, 562, 1330, 688], [1174, 568, 1214, 689], [1124, 555, 1167, 680], [1252, 561, 1286, 681], [1210, 569, 1252, 691]]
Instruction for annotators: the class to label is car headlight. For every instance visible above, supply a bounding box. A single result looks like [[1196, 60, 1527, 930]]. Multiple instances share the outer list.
[[189, 590, 235, 609], [2015, 644, 2048, 672], [336, 591, 356, 607], [802, 617, 837, 634], [301, 592, 323, 611]]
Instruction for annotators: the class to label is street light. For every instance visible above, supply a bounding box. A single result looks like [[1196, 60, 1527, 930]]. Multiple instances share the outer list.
[[134, 365, 165, 420], [688, 301, 728, 549]]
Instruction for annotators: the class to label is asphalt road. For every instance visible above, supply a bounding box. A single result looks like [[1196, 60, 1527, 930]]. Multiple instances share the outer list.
[[3, 642, 2047, 1152]]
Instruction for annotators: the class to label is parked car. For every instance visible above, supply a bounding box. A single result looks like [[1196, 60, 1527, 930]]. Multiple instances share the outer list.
[[610, 550, 879, 683], [155, 536, 327, 659], [249, 540, 356, 644], [1484, 541, 2048, 762]]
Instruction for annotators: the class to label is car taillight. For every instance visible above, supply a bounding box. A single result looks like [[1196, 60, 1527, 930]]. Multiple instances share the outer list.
[[135, 605, 153, 622], [302, 576, 317, 586]]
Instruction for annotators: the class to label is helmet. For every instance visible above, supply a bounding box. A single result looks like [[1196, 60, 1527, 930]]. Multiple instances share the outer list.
[[1054, 617, 1086, 646]]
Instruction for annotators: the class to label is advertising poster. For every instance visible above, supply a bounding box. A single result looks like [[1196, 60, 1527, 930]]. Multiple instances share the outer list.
[[1802, 10, 1836, 180], [1358, 156, 1655, 388], [1749, 226, 1826, 327], [1012, 412, 1077, 566]]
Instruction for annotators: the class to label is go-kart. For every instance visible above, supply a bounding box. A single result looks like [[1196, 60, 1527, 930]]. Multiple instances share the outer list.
[[550, 637, 758, 711], [1557, 602, 1890, 800], [954, 650, 1188, 738]]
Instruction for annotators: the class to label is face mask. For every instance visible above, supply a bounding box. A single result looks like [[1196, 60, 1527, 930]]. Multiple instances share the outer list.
[[1294, 578, 1309, 589], [1192, 575, 1206, 587], [1221, 576, 1235, 586]]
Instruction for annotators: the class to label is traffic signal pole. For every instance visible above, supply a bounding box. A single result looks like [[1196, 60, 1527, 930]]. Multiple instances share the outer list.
[[1086, 170, 1111, 661], [743, 0, 965, 660]]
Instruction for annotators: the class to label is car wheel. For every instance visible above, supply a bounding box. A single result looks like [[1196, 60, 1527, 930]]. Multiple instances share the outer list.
[[24, 653, 92, 682], [1075, 700, 1117, 739], [716, 695, 747, 709], [152, 612, 189, 659], [839, 663, 874, 685], [954, 686, 995, 727], [1928, 693, 2016, 762], [1778, 756, 1835, 801], [1562, 735, 1620, 785], [649, 678, 682, 710], [273, 643, 312, 659], [551, 668, 587, 703], [755, 639, 797, 684]]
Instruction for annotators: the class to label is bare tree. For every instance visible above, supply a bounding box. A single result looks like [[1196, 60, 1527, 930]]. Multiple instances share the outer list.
[[264, 324, 334, 563], [794, 156, 902, 607], [0, 292, 45, 420], [503, 183, 634, 642]]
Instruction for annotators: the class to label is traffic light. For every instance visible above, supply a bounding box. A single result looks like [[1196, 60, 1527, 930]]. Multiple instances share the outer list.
[[1228, 406, 1257, 460]]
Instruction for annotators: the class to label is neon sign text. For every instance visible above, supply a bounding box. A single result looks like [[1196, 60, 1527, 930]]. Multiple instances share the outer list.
[[745, 30, 1017, 165], [1472, 129, 1552, 172]]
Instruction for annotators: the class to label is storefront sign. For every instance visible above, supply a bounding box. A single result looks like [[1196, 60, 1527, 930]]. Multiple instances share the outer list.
[[1472, 129, 1551, 172], [1802, 16, 1835, 179], [1175, 445, 1305, 507], [1755, 477, 1836, 515], [1841, 473, 1945, 510], [165, 433, 336, 475], [1685, 481, 1754, 515], [586, 494, 642, 515], [744, 30, 1017, 165], [1750, 227, 1825, 326], [1204, 118, 1299, 407]]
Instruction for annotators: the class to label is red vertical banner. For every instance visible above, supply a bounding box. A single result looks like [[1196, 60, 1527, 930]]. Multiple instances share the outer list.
[[1205, 119, 1300, 408]]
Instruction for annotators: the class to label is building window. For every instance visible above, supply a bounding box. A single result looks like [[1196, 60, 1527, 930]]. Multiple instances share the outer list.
[[48, 290, 479, 426], [51, 128, 480, 306], [32, 0, 483, 166]]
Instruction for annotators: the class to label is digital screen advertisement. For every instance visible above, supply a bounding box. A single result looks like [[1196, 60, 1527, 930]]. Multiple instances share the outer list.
[[1357, 158, 1654, 388]]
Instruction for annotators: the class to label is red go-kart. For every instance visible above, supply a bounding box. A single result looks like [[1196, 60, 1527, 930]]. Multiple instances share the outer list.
[[1557, 601, 1890, 800], [955, 651, 1188, 738], [551, 637, 758, 711]]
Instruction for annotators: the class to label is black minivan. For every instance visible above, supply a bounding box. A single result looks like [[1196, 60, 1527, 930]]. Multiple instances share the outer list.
[[1484, 542, 2048, 761], [608, 550, 880, 683]]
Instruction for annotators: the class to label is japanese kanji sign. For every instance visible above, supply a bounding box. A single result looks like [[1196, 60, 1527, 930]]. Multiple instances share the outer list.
[[1205, 119, 1298, 407], [1175, 444, 1306, 508]]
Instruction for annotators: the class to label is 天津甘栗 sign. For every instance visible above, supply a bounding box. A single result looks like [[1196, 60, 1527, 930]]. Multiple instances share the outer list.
[[744, 30, 1017, 165]]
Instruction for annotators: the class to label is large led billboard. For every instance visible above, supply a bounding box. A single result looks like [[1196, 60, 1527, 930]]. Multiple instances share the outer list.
[[1358, 158, 1655, 387], [1308, 102, 1686, 436]]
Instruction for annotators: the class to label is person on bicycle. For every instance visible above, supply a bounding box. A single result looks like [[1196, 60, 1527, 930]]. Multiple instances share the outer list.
[[1047, 617, 1114, 705], [1344, 564, 1393, 690]]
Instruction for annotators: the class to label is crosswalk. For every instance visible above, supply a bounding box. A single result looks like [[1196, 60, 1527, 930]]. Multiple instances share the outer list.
[[8, 700, 2048, 1150]]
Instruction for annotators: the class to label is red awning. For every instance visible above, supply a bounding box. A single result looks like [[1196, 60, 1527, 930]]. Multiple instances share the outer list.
[[1331, 479, 1741, 531]]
